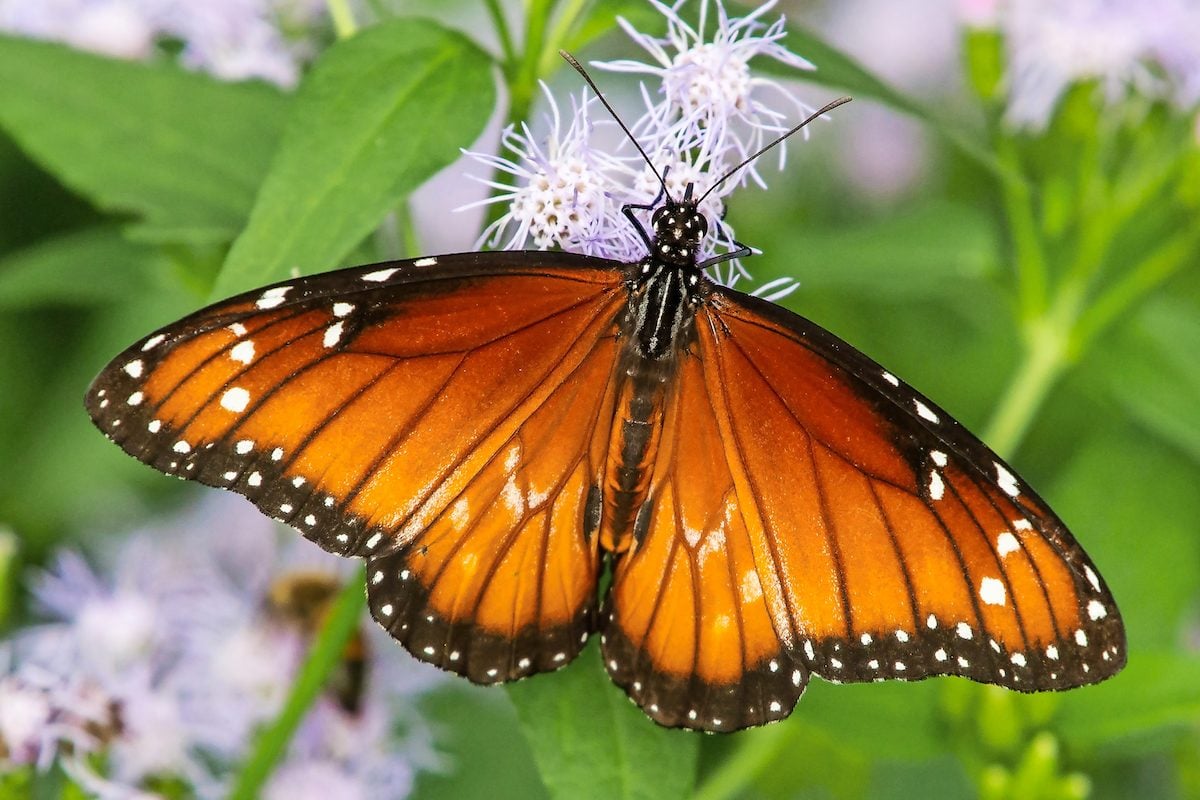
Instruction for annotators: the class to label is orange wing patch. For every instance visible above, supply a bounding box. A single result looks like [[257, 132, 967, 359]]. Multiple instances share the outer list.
[[87, 254, 628, 681], [698, 290, 1124, 691], [603, 351, 807, 732]]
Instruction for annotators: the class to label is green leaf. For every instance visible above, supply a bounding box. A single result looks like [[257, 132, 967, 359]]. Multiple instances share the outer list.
[[1049, 426, 1200, 651], [0, 227, 166, 308], [1056, 652, 1200, 751], [507, 644, 698, 800], [1103, 296, 1200, 467], [0, 35, 287, 240], [414, 685, 548, 800], [775, 27, 1010, 182], [736, 199, 999, 297], [212, 18, 495, 297]]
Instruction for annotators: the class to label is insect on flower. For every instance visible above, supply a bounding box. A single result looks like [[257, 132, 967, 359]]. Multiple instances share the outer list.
[[84, 4, 1125, 732]]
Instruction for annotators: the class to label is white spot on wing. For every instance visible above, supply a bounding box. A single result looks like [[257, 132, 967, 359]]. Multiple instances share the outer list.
[[127, 391, 144, 406], [1074, 629, 1088, 647], [928, 470, 945, 500], [956, 622, 973, 640], [220, 387, 250, 413], [1046, 644, 1059, 660], [934, 648, 947, 662], [147, 419, 162, 433], [332, 302, 355, 317], [926, 613, 938, 629], [996, 532, 1020, 557], [247, 471, 262, 487], [930, 450, 948, 467], [995, 462, 1020, 497], [236, 439, 254, 455], [1010, 652, 1027, 667], [123, 360, 144, 378], [323, 321, 344, 348], [979, 576, 1006, 606], [362, 268, 398, 282], [915, 400, 940, 424], [1087, 599, 1107, 620], [255, 285, 292, 309], [740, 569, 762, 603], [230, 340, 256, 364], [413, 257, 437, 267], [860, 633, 872, 645], [173, 440, 191, 454], [882, 371, 900, 386], [141, 334, 165, 351], [1083, 565, 1101, 593]]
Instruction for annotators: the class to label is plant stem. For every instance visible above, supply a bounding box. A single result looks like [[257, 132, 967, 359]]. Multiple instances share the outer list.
[[325, 0, 358, 39], [228, 568, 367, 800], [995, 136, 1048, 322], [484, 0, 518, 71], [982, 315, 1071, 459]]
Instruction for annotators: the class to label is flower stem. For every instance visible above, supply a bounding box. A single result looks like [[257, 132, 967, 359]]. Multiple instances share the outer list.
[[228, 567, 367, 800], [995, 136, 1048, 322], [484, 0, 518, 71], [982, 315, 1071, 458], [325, 0, 358, 39]]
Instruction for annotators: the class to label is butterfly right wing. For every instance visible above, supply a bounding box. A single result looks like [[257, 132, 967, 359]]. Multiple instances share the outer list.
[[86, 252, 628, 681]]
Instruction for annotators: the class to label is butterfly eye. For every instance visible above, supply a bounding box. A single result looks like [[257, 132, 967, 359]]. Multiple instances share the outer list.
[[651, 206, 668, 227]]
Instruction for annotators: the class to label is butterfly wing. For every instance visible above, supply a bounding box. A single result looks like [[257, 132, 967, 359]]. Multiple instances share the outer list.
[[602, 285, 1125, 731], [86, 251, 628, 681]]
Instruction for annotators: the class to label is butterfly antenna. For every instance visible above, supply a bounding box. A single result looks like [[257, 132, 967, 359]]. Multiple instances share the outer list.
[[559, 49, 671, 199], [696, 96, 853, 204]]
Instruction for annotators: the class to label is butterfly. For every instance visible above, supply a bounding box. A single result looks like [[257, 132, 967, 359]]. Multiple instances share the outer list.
[[85, 61, 1125, 733]]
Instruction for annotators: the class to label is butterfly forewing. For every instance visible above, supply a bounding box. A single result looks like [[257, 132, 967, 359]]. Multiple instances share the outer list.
[[86, 252, 629, 681], [694, 288, 1125, 690]]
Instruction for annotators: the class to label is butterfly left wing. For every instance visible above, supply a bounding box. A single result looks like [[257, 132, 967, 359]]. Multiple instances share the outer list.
[[86, 252, 628, 682], [602, 285, 1125, 732]]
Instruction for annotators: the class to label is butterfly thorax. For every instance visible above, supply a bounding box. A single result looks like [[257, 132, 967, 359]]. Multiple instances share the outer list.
[[602, 199, 708, 553]]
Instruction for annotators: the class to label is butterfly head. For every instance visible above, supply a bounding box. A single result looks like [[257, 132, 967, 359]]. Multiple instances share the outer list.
[[650, 189, 708, 269]]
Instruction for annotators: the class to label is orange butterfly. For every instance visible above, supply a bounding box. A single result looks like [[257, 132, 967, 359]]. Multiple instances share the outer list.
[[86, 92, 1124, 733]]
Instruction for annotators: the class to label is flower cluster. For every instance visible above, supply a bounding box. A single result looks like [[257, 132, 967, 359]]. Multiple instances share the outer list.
[[976, 0, 1200, 127], [466, 0, 814, 294], [0, 495, 440, 798], [0, 0, 328, 86]]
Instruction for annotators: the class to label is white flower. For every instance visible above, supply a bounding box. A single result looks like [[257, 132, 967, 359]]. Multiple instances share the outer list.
[[1000, 0, 1200, 127], [602, 0, 814, 170], [464, 0, 814, 296], [0, 0, 327, 87], [0, 673, 54, 767], [467, 85, 646, 261], [3, 494, 440, 797]]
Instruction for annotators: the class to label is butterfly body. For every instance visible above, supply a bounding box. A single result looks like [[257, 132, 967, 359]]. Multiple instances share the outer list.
[[87, 195, 1124, 732]]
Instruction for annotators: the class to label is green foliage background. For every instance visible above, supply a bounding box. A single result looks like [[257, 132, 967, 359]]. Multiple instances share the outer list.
[[0, 1, 1197, 798]]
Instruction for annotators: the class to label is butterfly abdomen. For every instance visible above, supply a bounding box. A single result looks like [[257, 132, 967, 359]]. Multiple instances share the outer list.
[[600, 349, 673, 554]]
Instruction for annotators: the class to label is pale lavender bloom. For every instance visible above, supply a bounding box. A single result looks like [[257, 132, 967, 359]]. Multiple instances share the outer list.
[[601, 0, 814, 177], [467, 85, 647, 262], [463, 0, 814, 294], [2, 494, 440, 797], [1001, 0, 1200, 128], [0, 0, 326, 87]]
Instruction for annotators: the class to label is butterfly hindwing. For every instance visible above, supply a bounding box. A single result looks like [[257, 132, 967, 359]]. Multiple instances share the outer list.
[[87, 252, 628, 680], [601, 349, 808, 732]]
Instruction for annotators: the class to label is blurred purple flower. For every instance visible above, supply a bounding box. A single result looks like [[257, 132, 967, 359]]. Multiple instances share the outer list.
[[998, 0, 1200, 127], [0, 0, 327, 86], [464, 0, 814, 294], [1, 494, 440, 798]]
